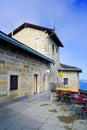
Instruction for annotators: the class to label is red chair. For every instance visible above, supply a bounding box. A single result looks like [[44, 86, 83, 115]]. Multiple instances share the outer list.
[[69, 94, 83, 114], [69, 93, 87, 119], [78, 94, 86, 98]]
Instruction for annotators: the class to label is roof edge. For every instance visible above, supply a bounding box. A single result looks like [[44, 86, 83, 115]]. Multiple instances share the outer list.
[[58, 63, 82, 73], [0, 31, 54, 64], [8, 22, 64, 47]]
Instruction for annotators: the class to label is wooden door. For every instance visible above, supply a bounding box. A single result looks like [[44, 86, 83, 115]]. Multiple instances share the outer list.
[[34, 74, 38, 94]]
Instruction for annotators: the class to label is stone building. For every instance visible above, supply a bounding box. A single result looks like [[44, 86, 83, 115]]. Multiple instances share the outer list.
[[0, 31, 54, 103], [57, 63, 82, 92], [0, 22, 82, 103], [8, 23, 82, 92], [8, 23, 64, 85]]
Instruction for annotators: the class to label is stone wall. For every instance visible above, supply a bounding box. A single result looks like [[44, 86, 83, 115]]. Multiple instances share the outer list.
[[13, 28, 60, 61], [13, 28, 50, 57], [58, 71, 79, 90], [0, 44, 50, 103]]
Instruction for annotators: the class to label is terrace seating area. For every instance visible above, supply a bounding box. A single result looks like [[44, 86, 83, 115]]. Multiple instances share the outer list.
[[56, 90, 87, 119], [49, 82, 87, 119]]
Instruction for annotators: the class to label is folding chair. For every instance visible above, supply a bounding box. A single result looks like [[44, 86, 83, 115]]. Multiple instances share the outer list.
[[69, 94, 83, 114], [80, 97, 87, 119], [80, 106, 87, 119]]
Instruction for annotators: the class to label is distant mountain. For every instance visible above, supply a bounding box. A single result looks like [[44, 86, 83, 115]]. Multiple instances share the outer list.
[[80, 80, 87, 90]]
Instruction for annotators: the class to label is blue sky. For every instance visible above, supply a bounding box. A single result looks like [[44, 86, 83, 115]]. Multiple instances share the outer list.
[[0, 0, 87, 79]]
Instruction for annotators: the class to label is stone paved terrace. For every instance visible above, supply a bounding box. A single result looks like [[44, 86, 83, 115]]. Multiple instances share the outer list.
[[0, 91, 87, 130]]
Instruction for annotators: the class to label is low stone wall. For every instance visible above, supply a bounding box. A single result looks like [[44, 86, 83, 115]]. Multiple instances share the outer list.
[[50, 92, 57, 101]]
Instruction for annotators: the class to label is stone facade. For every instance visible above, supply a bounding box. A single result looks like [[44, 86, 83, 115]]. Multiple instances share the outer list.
[[11, 24, 82, 92], [63, 71, 79, 88], [12, 27, 60, 83], [0, 43, 51, 103], [57, 63, 82, 92], [58, 71, 79, 91], [13, 27, 59, 59]]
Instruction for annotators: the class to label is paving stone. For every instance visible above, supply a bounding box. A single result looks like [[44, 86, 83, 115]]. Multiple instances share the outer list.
[[25, 121, 43, 129], [39, 123, 56, 130], [22, 127, 36, 130], [6, 123, 23, 130], [45, 118, 58, 125], [0, 91, 87, 130]]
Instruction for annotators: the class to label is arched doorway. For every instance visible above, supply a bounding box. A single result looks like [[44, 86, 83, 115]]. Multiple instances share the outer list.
[[43, 74, 49, 91]]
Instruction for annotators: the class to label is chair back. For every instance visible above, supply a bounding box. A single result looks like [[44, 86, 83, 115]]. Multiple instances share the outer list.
[[78, 94, 85, 98]]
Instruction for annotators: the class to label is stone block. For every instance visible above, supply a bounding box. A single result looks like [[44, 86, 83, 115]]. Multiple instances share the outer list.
[[0, 59, 5, 64], [12, 66, 17, 71], [31, 67, 35, 71], [0, 65, 2, 70], [20, 72, 26, 77], [3, 65, 11, 70], [0, 80, 7, 85]]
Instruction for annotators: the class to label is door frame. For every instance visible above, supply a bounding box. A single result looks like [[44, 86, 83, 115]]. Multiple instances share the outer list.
[[34, 74, 38, 94]]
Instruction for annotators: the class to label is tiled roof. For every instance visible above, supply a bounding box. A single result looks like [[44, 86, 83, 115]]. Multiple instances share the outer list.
[[58, 63, 82, 72], [0, 31, 54, 64], [8, 22, 64, 47]]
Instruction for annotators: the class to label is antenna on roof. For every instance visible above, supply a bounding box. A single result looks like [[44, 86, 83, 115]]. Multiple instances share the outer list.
[[47, 10, 56, 38], [51, 11, 56, 32], [11, 29, 13, 37]]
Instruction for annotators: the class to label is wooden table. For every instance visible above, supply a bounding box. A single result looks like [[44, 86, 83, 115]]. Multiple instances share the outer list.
[[56, 90, 71, 103]]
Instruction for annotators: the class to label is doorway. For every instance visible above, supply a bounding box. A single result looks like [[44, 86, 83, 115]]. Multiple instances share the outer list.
[[34, 74, 38, 94], [43, 74, 46, 91]]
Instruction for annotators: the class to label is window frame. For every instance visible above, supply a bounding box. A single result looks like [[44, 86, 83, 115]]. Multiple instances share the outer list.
[[52, 44, 54, 55], [64, 78, 68, 85], [35, 38, 40, 51], [10, 75, 18, 91]]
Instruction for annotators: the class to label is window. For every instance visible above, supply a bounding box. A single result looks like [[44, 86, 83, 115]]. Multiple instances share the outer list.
[[52, 44, 54, 54], [56, 47, 58, 53], [10, 75, 18, 90], [64, 78, 68, 85], [35, 38, 39, 51]]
